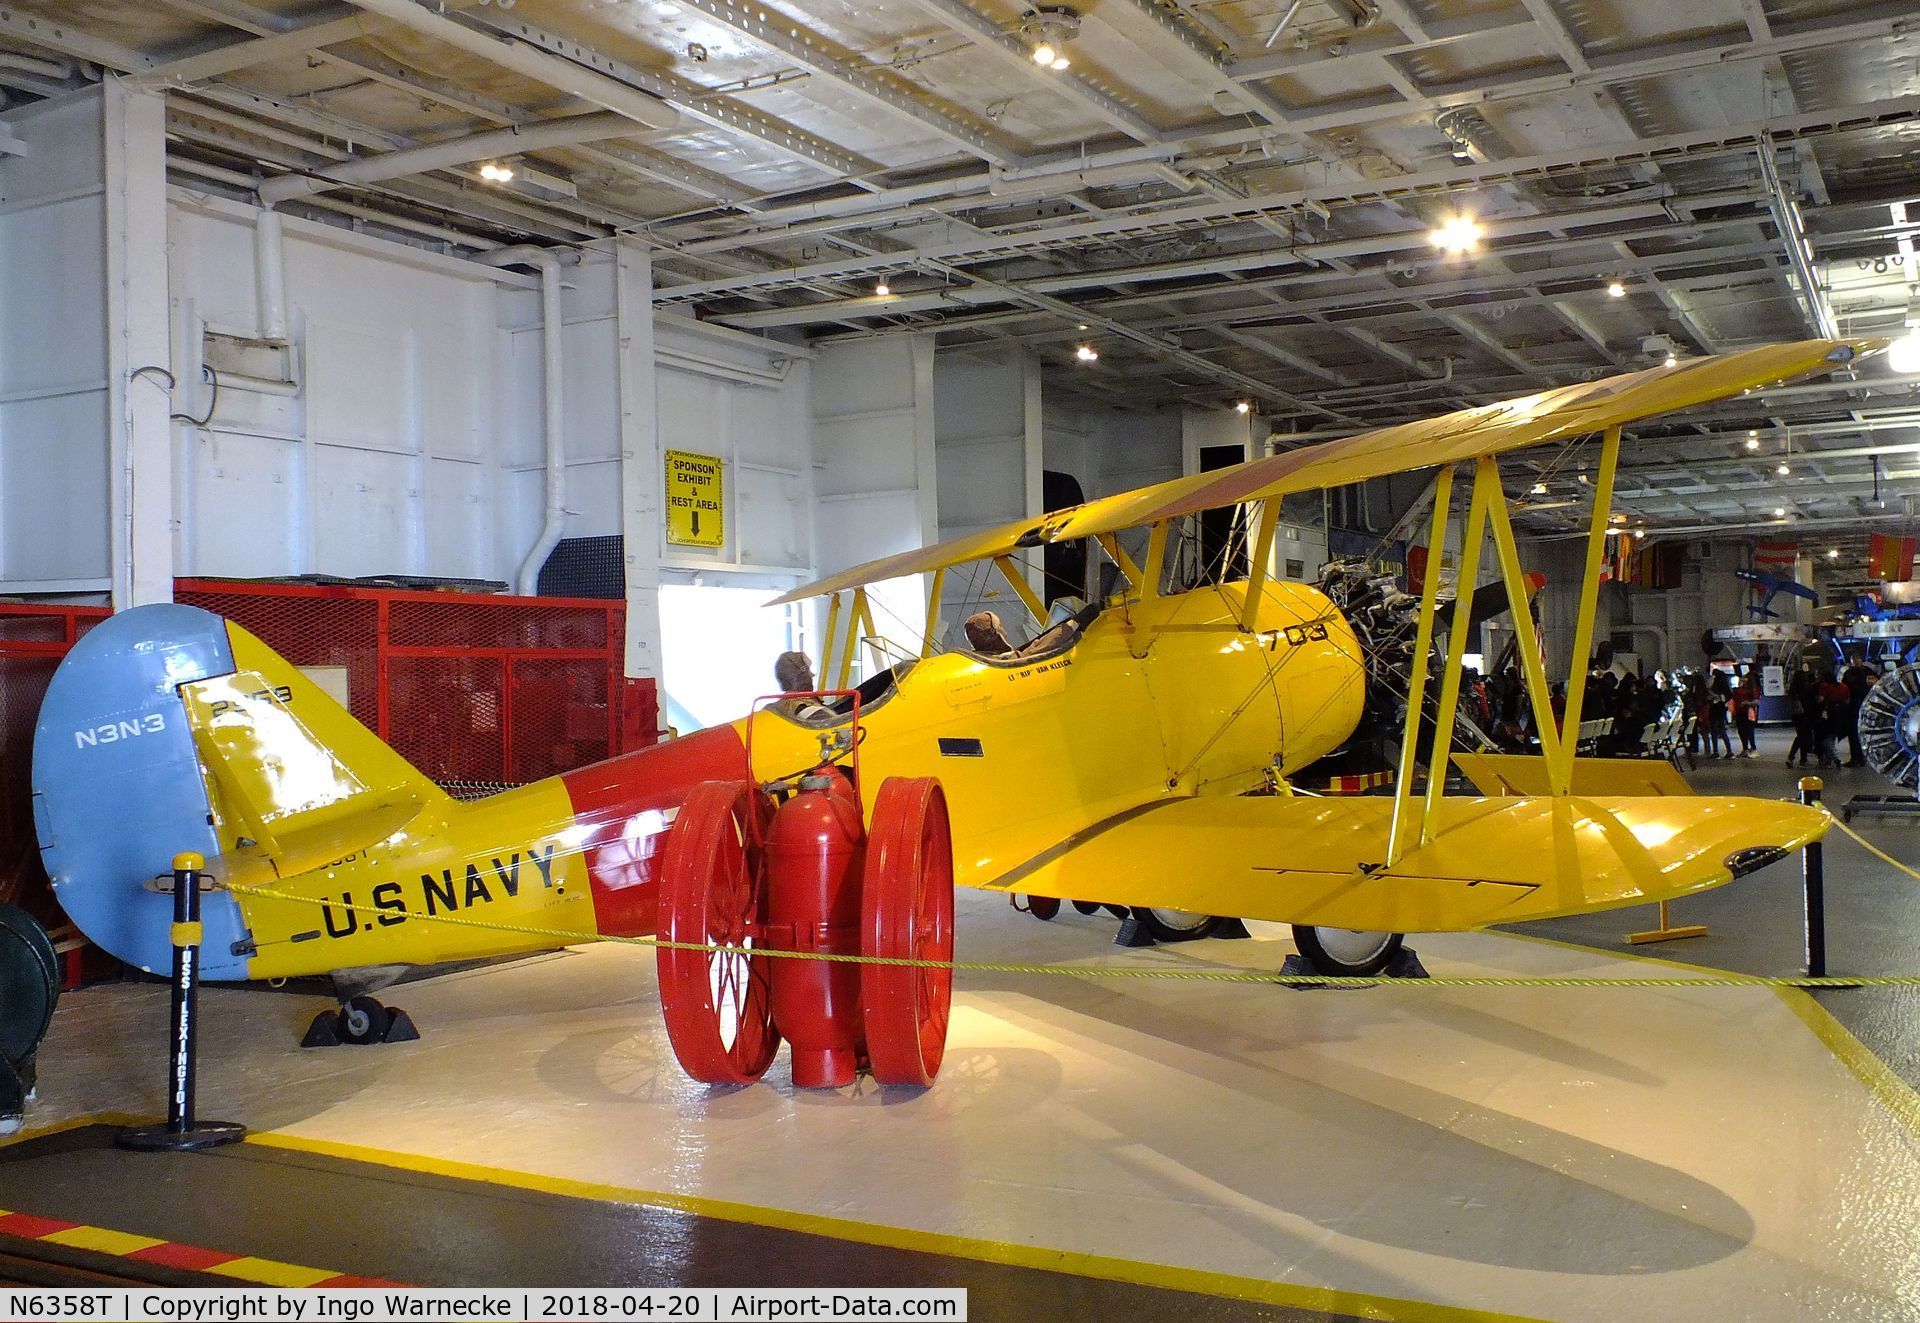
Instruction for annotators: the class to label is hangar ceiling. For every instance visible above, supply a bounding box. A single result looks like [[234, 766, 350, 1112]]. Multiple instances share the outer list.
[[8, 0, 1920, 571]]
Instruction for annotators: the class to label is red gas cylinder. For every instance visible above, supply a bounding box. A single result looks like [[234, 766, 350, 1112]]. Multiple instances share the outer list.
[[765, 770, 867, 1088]]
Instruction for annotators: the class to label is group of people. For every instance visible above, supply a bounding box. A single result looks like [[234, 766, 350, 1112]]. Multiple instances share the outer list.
[[1466, 660, 1873, 768], [1783, 661, 1874, 770]]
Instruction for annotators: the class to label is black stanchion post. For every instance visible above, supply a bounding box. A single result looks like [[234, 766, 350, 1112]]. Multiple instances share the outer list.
[[118, 852, 245, 1152], [1798, 776, 1826, 980]]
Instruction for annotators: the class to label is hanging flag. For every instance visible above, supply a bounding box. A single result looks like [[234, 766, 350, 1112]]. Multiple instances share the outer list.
[[1752, 540, 1798, 572], [1868, 532, 1917, 581]]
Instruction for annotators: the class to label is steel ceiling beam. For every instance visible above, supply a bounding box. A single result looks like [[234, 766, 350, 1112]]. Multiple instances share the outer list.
[[132, 11, 379, 86], [893, 0, 1166, 144], [668, 0, 1021, 165]]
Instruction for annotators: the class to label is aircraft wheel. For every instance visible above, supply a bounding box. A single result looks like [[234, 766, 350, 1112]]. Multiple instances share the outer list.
[[1291, 926, 1403, 976], [1072, 901, 1101, 916], [0, 906, 58, 1066], [861, 777, 955, 1088], [1133, 907, 1220, 942], [337, 995, 392, 1046], [657, 781, 781, 1085], [1024, 895, 1060, 920]]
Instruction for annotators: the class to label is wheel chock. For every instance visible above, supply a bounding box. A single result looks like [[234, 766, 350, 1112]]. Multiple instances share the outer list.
[[301, 1010, 344, 1048], [1277, 945, 1428, 990], [1112, 914, 1156, 947], [381, 1007, 421, 1043], [1211, 918, 1253, 940]]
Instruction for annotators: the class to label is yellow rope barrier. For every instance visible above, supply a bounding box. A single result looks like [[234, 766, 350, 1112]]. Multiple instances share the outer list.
[[1829, 814, 1920, 883], [222, 836, 1920, 991]]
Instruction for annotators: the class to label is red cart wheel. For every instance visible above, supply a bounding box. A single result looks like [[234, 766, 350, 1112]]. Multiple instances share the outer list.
[[860, 777, 955, 1087], [657, 781, 781, 1085]]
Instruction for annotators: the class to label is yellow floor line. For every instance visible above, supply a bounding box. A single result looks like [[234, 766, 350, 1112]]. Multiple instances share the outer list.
[[40, 1224, 165, 1256], [1773, 989, 1920, 1142], [1494, 929, 1920, 1142], [247, 1131, 1551, 1323]]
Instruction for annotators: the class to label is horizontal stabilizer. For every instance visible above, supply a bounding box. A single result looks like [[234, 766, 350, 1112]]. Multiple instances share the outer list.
[[987, 793, 1825, 932]]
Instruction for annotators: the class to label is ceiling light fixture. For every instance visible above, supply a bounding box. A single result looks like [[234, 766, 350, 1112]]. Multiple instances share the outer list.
[[1428, 213, 1482, 255], [1777, 461, 1791, 476], [1235, 400, 1251, 414], [1022, 7, 1080, 72], [1827, 547, 1840, 559], [1773, 507, 1787, 517], [1530, 482, 1548, 495], [1075, 344, 1098, 363], [1606, 280, 1626, 298], [1633, 529, 1647, 539], [874, 280, 890, 297], [1664, 352, 1678, 368], [478, 162, 514, 183], [1746, 430, 1761, 450]]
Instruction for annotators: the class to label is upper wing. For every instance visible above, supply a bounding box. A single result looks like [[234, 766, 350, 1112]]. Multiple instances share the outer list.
[[772, 339, 1873, 605], [979, 793, 1826, 932]]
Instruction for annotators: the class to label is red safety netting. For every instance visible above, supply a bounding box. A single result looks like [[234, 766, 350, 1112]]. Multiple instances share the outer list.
[[1, 585, 656, 969]]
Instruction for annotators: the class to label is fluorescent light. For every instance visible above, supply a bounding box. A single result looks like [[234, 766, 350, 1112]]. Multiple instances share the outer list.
[[1428, 214, 1482, 255], [1075, 344, 1098, 363], [478, 162, 514, 183], [1031, 42, 1056, 65], [1606, 280, 1626, 298], [1530, 482, 1547, 495], [1235, 400, 1251, 414]]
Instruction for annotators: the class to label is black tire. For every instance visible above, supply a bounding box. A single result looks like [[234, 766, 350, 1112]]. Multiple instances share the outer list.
[[1071, 900, 1101, 916], [0, 904, 57, 1007], [0, 922, 57, 1067], [1025, 895, 1060, 921], [1133, 907, 1220, 942], [337, 995, 392, 1046], [1291, 926, 1404, 975]]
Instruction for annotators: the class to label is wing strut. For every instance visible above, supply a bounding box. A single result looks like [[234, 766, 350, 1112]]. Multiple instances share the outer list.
[[1386, 466, 1456, 865], [1421, 461, 1495, 842], [1549, 425, 1620, 795]]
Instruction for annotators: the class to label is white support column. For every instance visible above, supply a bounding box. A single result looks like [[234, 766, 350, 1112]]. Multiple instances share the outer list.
[[616, 237, 664, 680], [102, 77, 173, 608]]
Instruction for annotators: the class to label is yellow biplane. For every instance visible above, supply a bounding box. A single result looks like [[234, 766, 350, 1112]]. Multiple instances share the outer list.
[[31, 339, 1864, 1061]]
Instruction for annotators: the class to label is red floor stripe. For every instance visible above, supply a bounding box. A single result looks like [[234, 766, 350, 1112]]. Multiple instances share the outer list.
[[124, 1240, 243, 1271], [0, 1212, 79, 1240], [316, 1274, 406, 1288]]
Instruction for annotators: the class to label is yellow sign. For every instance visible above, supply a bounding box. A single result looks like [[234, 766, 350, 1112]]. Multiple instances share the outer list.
[[664, 449, 725, 548]]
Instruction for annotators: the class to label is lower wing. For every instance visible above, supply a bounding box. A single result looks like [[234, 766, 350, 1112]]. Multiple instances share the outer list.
[[980, 793, 1826, 931]]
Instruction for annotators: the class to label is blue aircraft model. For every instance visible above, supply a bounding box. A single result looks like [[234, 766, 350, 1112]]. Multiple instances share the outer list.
[[1736, 567, 1819, 619]]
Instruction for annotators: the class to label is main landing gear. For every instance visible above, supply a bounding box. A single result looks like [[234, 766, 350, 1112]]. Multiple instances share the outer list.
[[1009, 895, 1250, 947]]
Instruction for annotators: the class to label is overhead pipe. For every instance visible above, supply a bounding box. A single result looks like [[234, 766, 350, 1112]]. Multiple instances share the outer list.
[[479, 246, 579, 595], [1757, 145, 1840, 340], [339, 0, 678, 134], [169, 156, 507, 250], [257, 111, 641, 206]]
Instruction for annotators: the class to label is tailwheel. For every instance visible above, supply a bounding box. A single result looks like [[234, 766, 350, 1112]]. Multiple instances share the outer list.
[[860, 777, 956, 1088], [1290, 926, 1403, 975], [658, 781, 781, 1085], [337, 995, 391, 1046], [1133, 907, 1221, 942]]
